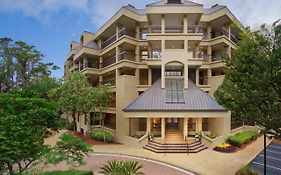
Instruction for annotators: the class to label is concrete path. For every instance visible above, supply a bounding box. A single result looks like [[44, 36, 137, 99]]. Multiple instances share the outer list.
[[44, 131, 271, 175]]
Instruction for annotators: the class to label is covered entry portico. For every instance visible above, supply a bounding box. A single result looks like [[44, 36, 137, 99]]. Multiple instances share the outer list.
[[126, 110, 231, 143]]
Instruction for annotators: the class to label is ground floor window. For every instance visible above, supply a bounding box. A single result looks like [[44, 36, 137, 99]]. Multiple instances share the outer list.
[[104, 113, 116, 130], [203, 118, 208, 131], [188, 118, 196, 131]]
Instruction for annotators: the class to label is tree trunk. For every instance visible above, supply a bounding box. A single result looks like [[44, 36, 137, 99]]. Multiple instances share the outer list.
[[71, 110, 76, 131], [85, 112, 91, 134]]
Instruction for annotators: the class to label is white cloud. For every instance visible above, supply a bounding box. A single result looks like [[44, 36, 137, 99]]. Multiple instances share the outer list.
[[0, 0, 89, 19]]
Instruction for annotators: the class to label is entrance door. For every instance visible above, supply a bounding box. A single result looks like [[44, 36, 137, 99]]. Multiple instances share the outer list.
[[166, 118, 178, 129]]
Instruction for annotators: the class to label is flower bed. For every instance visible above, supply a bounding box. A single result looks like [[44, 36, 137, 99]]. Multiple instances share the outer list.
[[214, 142, 236, 153], [227, 131, 258, 148]]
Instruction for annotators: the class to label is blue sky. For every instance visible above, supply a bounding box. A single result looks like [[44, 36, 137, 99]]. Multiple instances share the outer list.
[[0, 0, 280, 78]]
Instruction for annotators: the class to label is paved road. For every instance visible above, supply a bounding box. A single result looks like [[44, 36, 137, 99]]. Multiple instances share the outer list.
[[250, 142, 281, 175]]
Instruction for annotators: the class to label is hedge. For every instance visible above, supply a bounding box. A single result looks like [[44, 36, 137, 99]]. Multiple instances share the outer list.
[[227, 131, 258, 148], [40, 169, 93, 175], [90, 129, 113, 142]]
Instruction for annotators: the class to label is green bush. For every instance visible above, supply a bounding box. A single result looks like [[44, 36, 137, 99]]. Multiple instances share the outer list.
[[90, 129, 113, 142], [239, 165, 258, 175], [39, 169, 93, 175], [228, 131, 258, 147]]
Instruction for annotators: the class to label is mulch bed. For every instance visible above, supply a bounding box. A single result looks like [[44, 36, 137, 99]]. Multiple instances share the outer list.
[[214, 145, 236, 153], [69, 131, 121, 145], [235, 138, 257, 151]]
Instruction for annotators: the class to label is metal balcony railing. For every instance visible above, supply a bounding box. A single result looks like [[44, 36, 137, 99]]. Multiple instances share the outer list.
[[188, 25, 203, 33], [148, 25, 161, 33], [103, 78, 116, 86], [118, 27, 136, 38], [165, 25, 183, 33], [199, 77, 208, 85], [101, 34, 117, 49], [85, 61, 99, 69], [118, 51, 136, 62], [220, 28, 239, 44], [102, 56, 116, 68]]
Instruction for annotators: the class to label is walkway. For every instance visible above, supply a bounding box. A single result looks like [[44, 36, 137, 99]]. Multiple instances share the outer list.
[[45, 131, 271, 175]]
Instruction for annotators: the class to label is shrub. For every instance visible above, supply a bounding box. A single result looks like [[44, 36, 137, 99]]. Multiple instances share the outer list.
[[238, 165, 258, 175], [214, 142, 236, 153], [40, 169, 93, 175], [90, 129, 113, 142], [227, 131, 258, 148]]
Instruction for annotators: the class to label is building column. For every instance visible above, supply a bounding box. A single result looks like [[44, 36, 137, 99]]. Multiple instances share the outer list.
[[135, 68, 140, 85], [99, 75, 103, 86], [146, 118, 151, 134], [161, 15, 165, 34], [161, 118, 165, 139], [183, 118, 188, 139], [83, 57, 87, 69], [161, 64, 165, 89], [207, 23, 212, 40], [196, 68, 199, 86], [207, 46, 212, 62], [196, 118, 203, 132], [228, 24, 231, 39], [228, 46, 232, 58], [183, 15, 188, 34], [99, 56, 103, 69], [184, 64, 189, 89], [116, 23, 120, 39], [116, 45, 120, 63], [136, 23, 140, 40], [135, 45, 140, 62], [148, 68, 152, 86]]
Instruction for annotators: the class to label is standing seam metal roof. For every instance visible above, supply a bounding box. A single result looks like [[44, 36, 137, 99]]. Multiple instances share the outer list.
[[123, 79, 226, 112]]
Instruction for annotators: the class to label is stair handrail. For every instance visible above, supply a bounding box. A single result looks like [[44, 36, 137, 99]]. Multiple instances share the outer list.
[[164, 137, 166, 156], [185, 135, 189, 155]]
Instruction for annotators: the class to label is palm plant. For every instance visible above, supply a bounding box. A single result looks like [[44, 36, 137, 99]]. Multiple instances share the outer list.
[[99, 160, 144, 175]]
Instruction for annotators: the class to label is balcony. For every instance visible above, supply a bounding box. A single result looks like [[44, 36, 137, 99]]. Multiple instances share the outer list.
[[102, 56, 116, 68], [188, 25, 203, 33], [101, 35, 117, 49], [118, 51, 136, 62], [85, 60, 99, 69], [118, 28, 136, 38], [199, 76, 208, 85], [103, 78, 116, 86], [212, 28, 239, 44], [148, 25, 161, 33], [165, 25, 183, 33]]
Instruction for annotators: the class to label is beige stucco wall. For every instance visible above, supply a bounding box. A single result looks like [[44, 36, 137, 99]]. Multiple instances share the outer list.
[[209, 75, 225, 96]]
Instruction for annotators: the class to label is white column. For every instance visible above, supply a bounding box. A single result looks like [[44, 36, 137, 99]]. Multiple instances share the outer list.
[[207, 46, 212, 62], [161, 118, 165, 139], [184, 64, 189, 89], [136, 23, 140, 40], [99, 57, 103, 69], [183, 15, 188, 34], [196, 68, 199, 86], [228, 46, 232, 58], [207, 23, 212, 40], [161, 64, 165, 89], [116, 45, 120, 63], [148, 68, 152, 86], [161, 15, 165, 34], [135, 45, 140, 62], [83, 57, 87, 69], [99, 75, 103, 86], [136, 69, 140, 85], [183, 118, 188, 139], [196, 118, 202, 132], [146, 118, 151, 134], [116, 23, 120, 39]]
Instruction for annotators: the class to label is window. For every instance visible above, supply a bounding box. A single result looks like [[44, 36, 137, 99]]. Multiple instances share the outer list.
[[167, 0, 181, 4], [165, 79, 184, 103]]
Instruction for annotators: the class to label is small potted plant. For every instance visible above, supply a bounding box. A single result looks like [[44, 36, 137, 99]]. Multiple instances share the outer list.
[[195, 132, 202, 141], [148, 133, 154, 141]]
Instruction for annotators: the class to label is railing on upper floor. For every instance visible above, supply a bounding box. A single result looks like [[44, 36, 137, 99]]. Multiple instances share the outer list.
[[221, 28, 239, 44], [118, 51, 136, 62], [148, 25, 161, 33], [199, 77, 208, 85], [102, 56, 116, 68], [85, 61, 99, 69], [102, 78, 116, 86], [165, 25, 184, 33], [118, 27, 136, 38], [101, 34, 117, 49], [188, 25, 203, 33]]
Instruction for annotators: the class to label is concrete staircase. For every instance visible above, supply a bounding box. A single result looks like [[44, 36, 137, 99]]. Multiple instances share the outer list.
[[143, 140, 207, 153]]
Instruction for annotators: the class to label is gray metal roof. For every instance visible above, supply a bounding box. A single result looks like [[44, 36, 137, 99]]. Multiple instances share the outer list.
[[203, 4, 225, 15], [123, 79, 226, 112]]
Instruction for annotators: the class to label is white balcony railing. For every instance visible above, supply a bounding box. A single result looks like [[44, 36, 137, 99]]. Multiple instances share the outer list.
[[188, 25, 203, 33], [165, 25, 183, 33]]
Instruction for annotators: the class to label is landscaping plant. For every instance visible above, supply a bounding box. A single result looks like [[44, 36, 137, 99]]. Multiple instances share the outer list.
[[100, 160, 144, 175], [90, 129, 114, 143]]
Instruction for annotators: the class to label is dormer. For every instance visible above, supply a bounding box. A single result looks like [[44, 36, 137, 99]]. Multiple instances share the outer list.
[[80, 31, 95, 47], [165, 0, 183, 4]]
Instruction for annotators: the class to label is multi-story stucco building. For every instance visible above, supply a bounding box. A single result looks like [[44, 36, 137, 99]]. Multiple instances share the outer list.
[[64, 0, 244, 152]]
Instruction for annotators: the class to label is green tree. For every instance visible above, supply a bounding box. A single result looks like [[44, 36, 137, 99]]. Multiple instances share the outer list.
[[50, 72, 96, 131], [100, 160, 144, 175], [0, 91, 92, 175], [215, 20, 281, 174], [0, 38, 59, 91]]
